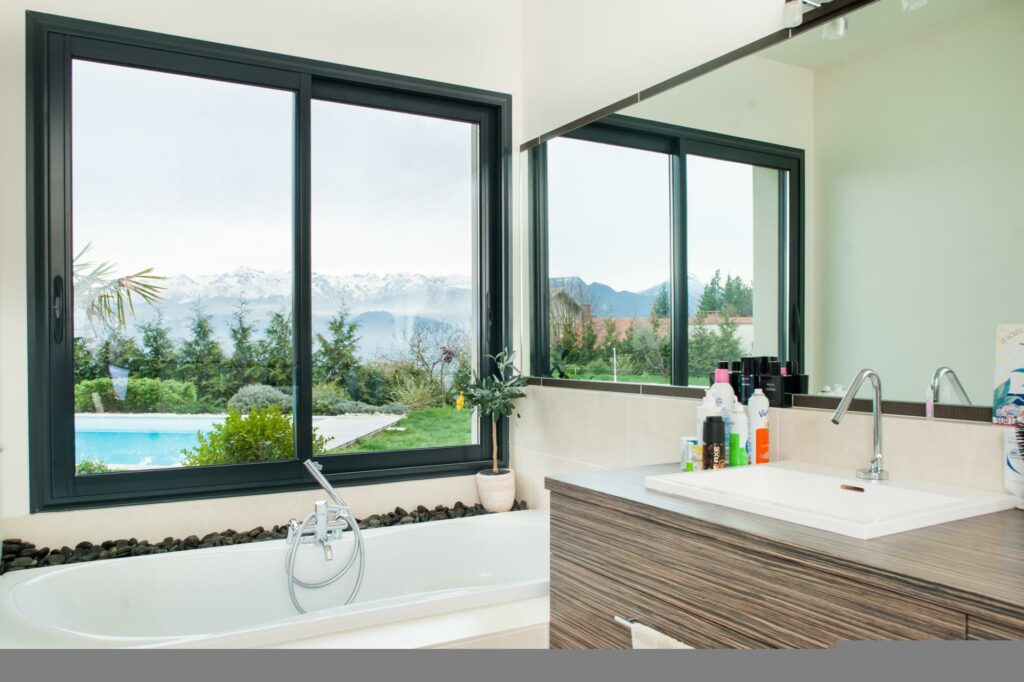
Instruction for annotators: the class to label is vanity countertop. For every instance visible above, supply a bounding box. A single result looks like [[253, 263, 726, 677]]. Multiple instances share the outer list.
[[546, 464, 1024, 618]]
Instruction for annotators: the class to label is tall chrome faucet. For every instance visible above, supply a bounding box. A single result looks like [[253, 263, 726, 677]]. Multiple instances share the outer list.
[[929, 367, 972, 406], [831, 368, 888, 481]]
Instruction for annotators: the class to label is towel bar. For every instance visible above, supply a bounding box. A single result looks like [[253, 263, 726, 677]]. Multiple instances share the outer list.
[[613, 616, 637, 629]]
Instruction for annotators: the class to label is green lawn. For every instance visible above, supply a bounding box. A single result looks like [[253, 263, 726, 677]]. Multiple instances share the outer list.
[[563, 373, 711, 387], [326, 406, 472, 454]]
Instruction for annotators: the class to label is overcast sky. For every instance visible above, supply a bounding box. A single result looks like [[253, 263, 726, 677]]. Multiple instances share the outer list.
[[547, 137, 756, 292], [73, 59, 755, 296], [72, 59, 473, 280]]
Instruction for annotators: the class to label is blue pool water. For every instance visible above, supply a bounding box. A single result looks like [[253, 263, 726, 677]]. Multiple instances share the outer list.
[[75, 415, 223, 468]]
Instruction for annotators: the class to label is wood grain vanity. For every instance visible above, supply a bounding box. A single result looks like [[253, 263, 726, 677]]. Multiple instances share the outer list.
[[546, 465, 1024, 649]]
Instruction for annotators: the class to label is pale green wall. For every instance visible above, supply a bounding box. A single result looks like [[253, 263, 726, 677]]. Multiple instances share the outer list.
[[811, 0, 1024, 404]]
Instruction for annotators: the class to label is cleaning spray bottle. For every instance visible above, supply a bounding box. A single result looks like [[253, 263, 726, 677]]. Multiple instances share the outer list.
[[747, 388, 770, 464]]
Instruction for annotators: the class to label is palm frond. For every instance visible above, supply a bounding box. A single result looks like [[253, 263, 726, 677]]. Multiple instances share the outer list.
[[73, 241, 166, 331]]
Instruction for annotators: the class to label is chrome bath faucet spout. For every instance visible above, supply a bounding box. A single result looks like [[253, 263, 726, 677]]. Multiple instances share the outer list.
[[929, 367, 972, 406], [831, 368, 888, 481]]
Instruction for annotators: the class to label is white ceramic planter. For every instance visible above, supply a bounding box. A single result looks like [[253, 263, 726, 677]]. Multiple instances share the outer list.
[[476, 469, 516, 512]]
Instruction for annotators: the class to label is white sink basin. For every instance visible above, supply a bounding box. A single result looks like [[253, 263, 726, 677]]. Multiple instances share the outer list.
[[645, 461, 1017, 539]]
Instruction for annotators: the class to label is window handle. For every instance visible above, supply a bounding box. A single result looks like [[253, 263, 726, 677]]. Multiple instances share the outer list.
[[52, 275, 65, 344]]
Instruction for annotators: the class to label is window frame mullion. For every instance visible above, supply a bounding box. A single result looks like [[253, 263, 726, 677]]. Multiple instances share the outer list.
[[293, 73, 314, 464]]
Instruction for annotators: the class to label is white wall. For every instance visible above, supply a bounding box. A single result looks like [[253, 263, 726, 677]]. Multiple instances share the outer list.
[[622, 55, 817, 366], [513, 386, 1006, 511], [811, 0, 1024, 403], [520, 0, 787, 141], [0, 0, 522, 545]]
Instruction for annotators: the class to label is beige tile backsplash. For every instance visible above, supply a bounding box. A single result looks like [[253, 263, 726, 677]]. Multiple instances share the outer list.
[[513, 385, 1007, 509]]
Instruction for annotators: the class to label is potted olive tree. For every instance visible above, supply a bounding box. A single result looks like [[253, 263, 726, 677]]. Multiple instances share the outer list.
[[460, 350, 527, 512]]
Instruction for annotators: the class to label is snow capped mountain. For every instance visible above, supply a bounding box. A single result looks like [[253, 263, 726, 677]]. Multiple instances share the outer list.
[[161, 267, 471, 314], [76, 267, 474, 360]]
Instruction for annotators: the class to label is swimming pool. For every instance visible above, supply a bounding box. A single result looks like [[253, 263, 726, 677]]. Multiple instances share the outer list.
[[74, 414, 224, 468]]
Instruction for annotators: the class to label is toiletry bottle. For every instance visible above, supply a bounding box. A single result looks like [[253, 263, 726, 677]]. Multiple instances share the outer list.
[[709, 360, 729, 389], [702, 415, 727, 470], [710, 368, 737, 446], [761, 360, 789, 407], [680, 436, 700, 473], [730, 401, 749, 467], [784, 360, 809, 395], [695, 389, 719, 464], [748, 388, 770, 464], [729, 360, 743, 396]]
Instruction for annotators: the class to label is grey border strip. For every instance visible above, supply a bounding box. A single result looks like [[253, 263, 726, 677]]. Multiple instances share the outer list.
[[529, 378, 993, 423], [530, 377, 703, 399], [792, 395, 992, 423], [519, 0, 879, 152]]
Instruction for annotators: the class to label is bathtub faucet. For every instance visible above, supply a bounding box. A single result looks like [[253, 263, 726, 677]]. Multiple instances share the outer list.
[[287, 460, 355, 561]]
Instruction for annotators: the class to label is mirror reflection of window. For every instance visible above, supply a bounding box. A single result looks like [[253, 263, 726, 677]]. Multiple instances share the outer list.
[[547, 137, 673, 384], [686, 155, 785, 386]]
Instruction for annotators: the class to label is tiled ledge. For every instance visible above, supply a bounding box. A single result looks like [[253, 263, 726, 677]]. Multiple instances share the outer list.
[[526, 377, 992, 423]]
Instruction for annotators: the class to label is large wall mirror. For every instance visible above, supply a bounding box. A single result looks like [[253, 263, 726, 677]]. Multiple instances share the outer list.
[[528, 0, 1022, 417]]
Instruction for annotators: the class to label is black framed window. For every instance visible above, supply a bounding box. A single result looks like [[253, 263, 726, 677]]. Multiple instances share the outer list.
[[27, 13, 511, 511], [530, 115, 803, 386]]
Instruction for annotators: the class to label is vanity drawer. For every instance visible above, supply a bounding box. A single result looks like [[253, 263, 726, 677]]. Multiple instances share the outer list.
[[551, 552, 765, 649], [551, 491, 967, 648], [967, 612, 1024, 640]]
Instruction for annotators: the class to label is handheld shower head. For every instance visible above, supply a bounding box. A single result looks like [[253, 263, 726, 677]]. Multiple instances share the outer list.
[[303, 459, 349, 510]]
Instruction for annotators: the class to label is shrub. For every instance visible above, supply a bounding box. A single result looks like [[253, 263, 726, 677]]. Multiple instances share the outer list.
[[312, 383, 351, 414], [74, 377, 198, 413], [75, 458, 111, 474], [227, 384, 292, 414], [389, 375, 442, 410], [345, 364, 387, 405], [584, 359, 611, 376], [612, 353, 637, 376], [451, 356, 473, 398], [181, 406, 327, 467], [312, 390, 409, 416]]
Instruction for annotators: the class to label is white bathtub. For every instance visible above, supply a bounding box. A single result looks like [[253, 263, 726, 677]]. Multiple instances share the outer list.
[[0, 510, 549, 648]]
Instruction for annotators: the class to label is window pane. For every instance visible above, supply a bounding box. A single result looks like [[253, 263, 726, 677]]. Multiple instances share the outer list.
[[71, 60, 295, 473], [547, 137, 672, 384], [311, 100, 478, 454], [686, 155, 784, 386]]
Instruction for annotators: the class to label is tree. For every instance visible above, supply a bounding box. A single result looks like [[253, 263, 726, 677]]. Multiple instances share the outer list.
[[579, 311, 598, 364], [257, 311, 293, 388], [92, 331, 144, 376], [227, 302, 260, 394], [623, 320, 666, 377], [137, 310, 177, 379], [600, 318, 619, 356], [697, 270, 723, 314], [73, 337, 100, 382], [722, 274, 753, 317], [651, 283, 670, 318], [714, 303, 744, 363], [314, 307, 360, 386], [688, 309, 717, 380], [73, 242, 164, 332], [178, 304, 226, 403]]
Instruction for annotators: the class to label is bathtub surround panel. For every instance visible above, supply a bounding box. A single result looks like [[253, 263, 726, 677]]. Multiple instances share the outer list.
[[2, 475, 482, 550], [2, 500, 523, 574], [512, 385, 1008, 509]]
